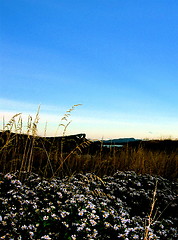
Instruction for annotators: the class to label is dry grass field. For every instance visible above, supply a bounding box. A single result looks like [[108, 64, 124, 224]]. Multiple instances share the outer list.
[[0, 127, 177, 180]]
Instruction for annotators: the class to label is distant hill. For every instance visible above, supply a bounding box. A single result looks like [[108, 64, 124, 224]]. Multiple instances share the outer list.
[[100, 138, 142, 145]]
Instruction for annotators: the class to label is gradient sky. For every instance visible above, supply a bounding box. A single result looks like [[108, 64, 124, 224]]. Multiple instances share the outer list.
[[0, 0, 178, 139]]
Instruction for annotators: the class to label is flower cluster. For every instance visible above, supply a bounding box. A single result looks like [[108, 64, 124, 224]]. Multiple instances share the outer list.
[[0, 171, 177, 239]]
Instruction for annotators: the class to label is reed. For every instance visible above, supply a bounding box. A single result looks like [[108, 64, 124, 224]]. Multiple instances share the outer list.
[[143, 180, 158, 240], [0, 106, 177, 180]]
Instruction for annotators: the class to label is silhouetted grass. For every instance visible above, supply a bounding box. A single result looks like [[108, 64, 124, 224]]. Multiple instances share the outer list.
[[0, 106, 177, 180]]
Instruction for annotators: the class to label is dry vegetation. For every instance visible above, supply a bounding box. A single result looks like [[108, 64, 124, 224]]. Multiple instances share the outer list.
[[0, 106, 177, 239], [0, 106, 177, 180]]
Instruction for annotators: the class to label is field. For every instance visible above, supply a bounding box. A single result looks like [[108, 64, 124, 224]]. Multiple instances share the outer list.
[[0, 129, 177, 180], [0, 109, 177, 239]]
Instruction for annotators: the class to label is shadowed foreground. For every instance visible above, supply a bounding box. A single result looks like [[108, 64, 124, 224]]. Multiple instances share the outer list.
[[0, 171, 177, 239]]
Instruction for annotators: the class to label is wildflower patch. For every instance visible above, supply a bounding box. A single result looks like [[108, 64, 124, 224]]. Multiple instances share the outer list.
[[0, 171, 177, 239]]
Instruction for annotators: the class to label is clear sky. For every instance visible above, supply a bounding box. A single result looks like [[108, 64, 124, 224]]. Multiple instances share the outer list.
[[0, 0, 178, 139]]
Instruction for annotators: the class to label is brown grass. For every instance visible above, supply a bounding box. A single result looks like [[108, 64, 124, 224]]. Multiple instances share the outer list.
[[144, 180, 158, 240], [0, 106, 177, 180]]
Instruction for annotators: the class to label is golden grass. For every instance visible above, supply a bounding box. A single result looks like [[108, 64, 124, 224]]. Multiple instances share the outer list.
[[144, 180, 158, 240], [0, 106, 177, 181]]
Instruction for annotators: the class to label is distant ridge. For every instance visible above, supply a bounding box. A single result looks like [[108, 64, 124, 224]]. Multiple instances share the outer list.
[[100, 138, 141, 145]]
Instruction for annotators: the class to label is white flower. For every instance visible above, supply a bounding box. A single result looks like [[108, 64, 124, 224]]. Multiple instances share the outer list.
[[71, 235, 77, 240], [21, 225, 27, 230], [78, 209, 85, 216], [0, 235, 6, 239], [77, 226, 84, 231], [29, 231, 34, 236], [113, 224, 120, 230], [62, 221, 69, 228], [5, 173, 13, 179], [61, 211, 70, 218], [89, 219, 97, 226], [43, 216, 49, 220], [104, 222, 111, 228], [41, 235, 51, 240], [103, 211, 109, 218]]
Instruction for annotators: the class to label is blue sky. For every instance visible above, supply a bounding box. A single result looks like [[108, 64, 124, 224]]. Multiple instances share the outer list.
[[0, 0, 178, 139]]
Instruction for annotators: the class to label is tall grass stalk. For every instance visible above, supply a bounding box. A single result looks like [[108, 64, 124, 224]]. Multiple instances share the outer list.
[[0, 106, 177, 180], [144, 180, 158, 240]]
